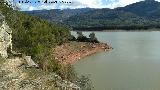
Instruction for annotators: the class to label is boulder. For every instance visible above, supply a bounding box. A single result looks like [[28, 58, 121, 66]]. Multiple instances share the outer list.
[[24, 56, 38, 68]]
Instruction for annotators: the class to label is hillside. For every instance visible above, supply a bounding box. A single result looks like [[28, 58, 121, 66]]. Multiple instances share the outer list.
[[24, 0, 160, 30], [65, 0, 160, 30], [0, 1, 71, 74], [117, 0, 160, 19], [65, 10, 151, 30], [0, 5, 77, 89], [0, 3, 70, 51], [25, 8, 95, 23]]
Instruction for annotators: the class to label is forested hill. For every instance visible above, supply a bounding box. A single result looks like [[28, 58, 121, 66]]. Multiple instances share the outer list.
[[117, 0, 160, 19], [25, 8, 95, 23], [24, 0, 160, 30]]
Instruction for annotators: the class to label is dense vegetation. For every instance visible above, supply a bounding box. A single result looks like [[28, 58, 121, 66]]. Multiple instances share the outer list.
[[25, 0, 160, 30], [0, 1, 70, 72]]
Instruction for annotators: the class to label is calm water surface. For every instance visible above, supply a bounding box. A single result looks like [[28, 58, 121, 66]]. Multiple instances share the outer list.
[[73, 31, 160, 90]]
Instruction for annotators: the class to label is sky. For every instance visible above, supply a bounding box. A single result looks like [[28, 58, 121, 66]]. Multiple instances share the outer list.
[[8, 0, 160, 11]]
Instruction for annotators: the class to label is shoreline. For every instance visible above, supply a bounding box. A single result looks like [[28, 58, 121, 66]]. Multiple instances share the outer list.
[[63, 43, 112, 65], [72, 29, 160, 32], [53, 42, 112, 65]]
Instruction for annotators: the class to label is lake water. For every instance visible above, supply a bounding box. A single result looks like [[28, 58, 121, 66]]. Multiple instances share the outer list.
[[73, 31, 160, 90]]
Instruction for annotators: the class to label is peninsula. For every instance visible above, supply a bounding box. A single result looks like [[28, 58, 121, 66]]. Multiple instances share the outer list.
[[53, 41, 112, 65], [52, 31, 112, 65]]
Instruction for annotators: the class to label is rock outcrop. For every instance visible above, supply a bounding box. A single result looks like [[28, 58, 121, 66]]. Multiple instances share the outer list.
[[0, 13, 12, 58]]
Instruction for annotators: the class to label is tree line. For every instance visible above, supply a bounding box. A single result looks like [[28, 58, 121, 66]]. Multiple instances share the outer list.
[[69, 31, 99, 43]]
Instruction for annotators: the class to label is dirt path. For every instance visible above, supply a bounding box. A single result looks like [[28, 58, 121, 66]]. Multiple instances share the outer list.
[[0, 57, 79, 90], [0, 57, 28, 90]]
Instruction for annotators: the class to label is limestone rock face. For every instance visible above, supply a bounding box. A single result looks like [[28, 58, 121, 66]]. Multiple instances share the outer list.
[[0, 13, 12, 58]]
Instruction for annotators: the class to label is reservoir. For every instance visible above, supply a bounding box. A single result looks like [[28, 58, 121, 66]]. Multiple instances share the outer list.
[[73, 31, 160, 90]]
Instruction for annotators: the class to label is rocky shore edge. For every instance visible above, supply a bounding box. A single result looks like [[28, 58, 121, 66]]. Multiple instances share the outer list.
[[53, 42, 113, 65], [64, 43, 112, 65]]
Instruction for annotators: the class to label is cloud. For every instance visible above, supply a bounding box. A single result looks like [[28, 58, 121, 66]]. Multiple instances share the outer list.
[[11, 0, 160, 11], [105, 0, 144, 8]]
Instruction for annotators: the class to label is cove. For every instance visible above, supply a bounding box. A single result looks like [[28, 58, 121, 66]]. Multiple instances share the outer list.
[[73, 31, 160, 90]]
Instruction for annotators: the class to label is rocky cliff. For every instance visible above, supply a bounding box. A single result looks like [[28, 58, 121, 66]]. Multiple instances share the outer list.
[[0, 13, 12, 58]]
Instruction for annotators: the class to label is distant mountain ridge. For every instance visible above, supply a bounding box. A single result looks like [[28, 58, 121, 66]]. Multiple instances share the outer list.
[[24, 0, 160, 30], [25, 8, 95, 23], [117, 0, 160, 19]]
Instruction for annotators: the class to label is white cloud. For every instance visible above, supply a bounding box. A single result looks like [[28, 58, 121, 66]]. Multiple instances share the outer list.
[[105, 0, 144, 9], [13, 0, 160, 11]]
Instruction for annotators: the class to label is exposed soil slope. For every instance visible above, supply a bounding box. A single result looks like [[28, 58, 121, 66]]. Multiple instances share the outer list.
[[53, 41, 112, 65]]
